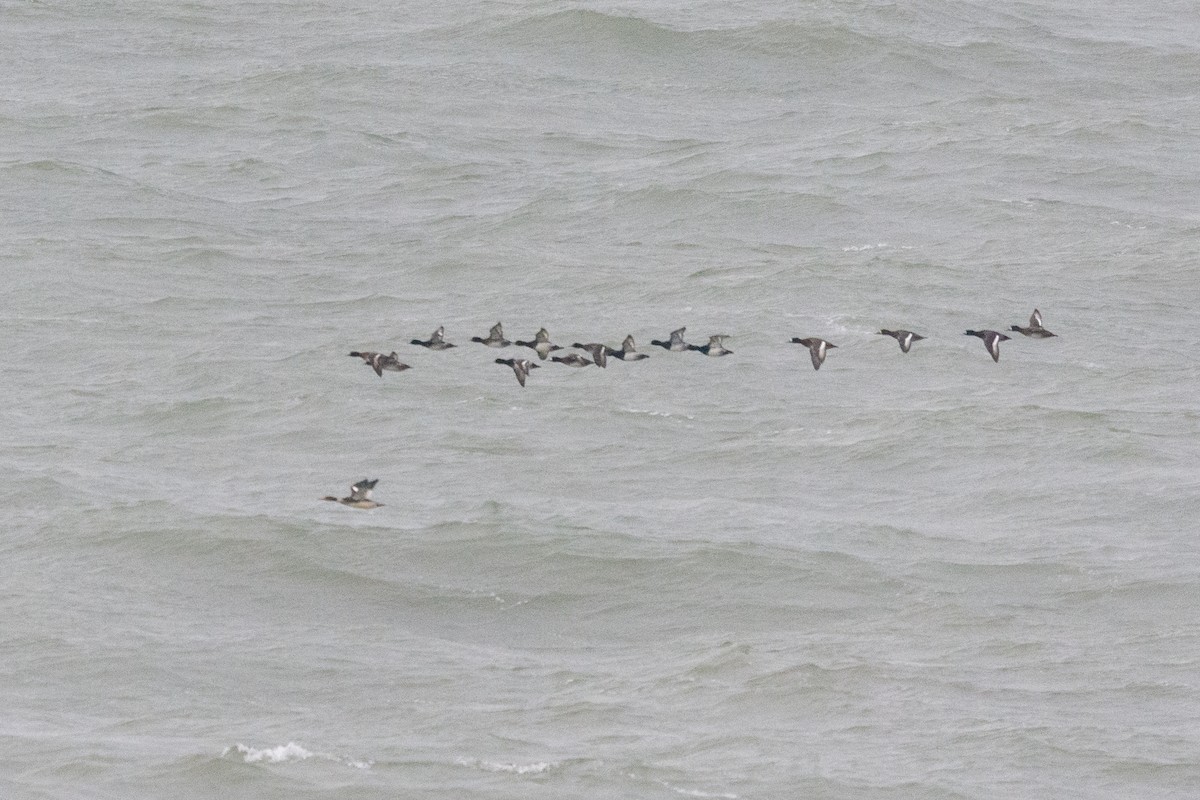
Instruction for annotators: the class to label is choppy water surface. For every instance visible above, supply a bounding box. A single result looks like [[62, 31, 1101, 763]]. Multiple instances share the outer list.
[[3, 1, 1199, 798]]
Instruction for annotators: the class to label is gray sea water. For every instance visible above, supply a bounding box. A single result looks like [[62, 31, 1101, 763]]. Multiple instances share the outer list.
[[4, 1, 1200, 797]]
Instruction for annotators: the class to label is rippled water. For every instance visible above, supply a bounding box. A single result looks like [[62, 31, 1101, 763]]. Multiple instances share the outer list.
[[3, 1, 1199, 798]]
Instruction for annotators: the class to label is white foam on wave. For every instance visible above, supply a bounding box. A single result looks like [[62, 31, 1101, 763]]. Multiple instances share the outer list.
[[664, 787, 737, 799], [223, 742, 372, 769], [656, 779, 738, 798], [227, 742, 313, 763], [457, 757, 556, 775], [625, 773, 737, 799], [621, 408, 696, 420]]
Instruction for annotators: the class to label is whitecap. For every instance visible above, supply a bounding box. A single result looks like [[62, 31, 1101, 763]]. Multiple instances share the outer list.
[[223, 742, 372, 769], [657, 779, 738, 798], [225, 742, 313, 764], [457, 757, 556, 775]]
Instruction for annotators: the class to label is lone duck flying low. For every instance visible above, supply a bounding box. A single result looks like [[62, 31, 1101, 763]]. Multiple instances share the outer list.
[[322, 478, 384, 509]]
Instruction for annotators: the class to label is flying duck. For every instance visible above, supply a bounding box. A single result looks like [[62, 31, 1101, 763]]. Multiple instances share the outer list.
[[964, 329, 1010, 362], [606, 334, 649, 361], [689, 334, 733, 356], [650, 326, 692, 352], [551, 353, 593, 367], [515, 328, 563, 360], [790, 338, 837, 370], [348, 351, 410, 377], [322, 478, 383, 509], [495, 357, 540, 387], [410, 326, 456, 350], [1010, 309, 1056, 338], [471, 322, 511, 348], [879, 329, 925, 353], [571, 342, 608, 368]]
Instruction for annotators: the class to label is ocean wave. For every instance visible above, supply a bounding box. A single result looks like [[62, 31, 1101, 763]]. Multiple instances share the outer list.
[[225, 741, 313, 764], [487, 9, 882, 59], [655, 780, 738, 799], [223, 742, 371, 769], [456, 757, 556, 775], [470, 7, 1001, 92], [489, 9, 695, 53]]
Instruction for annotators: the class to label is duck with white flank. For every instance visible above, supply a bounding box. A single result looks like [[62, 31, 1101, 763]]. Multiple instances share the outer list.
[[606, 334, 649, 362], [411, 326, 456, 350], [791, 337, 837, 370], [689, 334, 733, 357], [571, 342, 608, 368], [650, 326, 692, 352], [495, 357, 540, 387], [515, 328, 563, 360], [879, 329, 925, 353], [964, 329, 1010, 362], [322, 478, 384, 509], [348, 351, 410, 377], [551, 353, 593, 367], [471, 322, 511, 348], [1010, 309, 1057, 338]]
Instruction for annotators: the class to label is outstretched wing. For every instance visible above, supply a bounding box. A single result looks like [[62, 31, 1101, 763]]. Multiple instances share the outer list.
[[350, 479, 377, 501], [809, 343, 824, 370]]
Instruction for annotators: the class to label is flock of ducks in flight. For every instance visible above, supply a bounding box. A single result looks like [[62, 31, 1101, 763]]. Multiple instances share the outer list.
[[325, 309, 1058, 508]]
